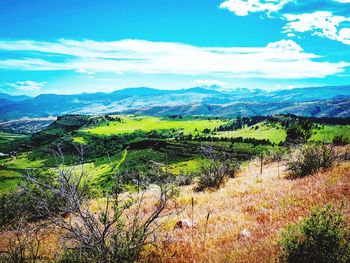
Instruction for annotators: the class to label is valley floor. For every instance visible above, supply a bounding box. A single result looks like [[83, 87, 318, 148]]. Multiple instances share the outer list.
[[1, 158, 350, 262]]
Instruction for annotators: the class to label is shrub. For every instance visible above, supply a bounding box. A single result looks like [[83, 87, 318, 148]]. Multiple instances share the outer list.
[[195, 159, 239, 191], [0, 223, 42, 263], [0, 178, 74, 227], [287, 144, 335, 178], [333, 135, 349, 146], [279, 204, 350, 263], [176, 171, 195, 186]]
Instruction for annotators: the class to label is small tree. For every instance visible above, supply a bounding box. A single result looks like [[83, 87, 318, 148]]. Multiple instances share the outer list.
[[285, 120, 313, 145]]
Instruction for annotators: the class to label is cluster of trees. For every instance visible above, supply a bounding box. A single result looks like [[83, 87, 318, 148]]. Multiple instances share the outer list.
[[104, 115, 122, 122], [175, 134, 272, 146], [216, 116, 267, 132]]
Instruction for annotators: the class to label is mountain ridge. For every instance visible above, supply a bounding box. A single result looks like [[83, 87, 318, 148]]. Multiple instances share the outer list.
[[0, 85, 349, 120]]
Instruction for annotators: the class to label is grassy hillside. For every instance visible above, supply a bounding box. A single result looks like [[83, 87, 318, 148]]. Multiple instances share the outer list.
[[215, 122, 286, 144], [82, 116, 229, 136], [1, 158, 349, 262], [1, 115, 349, 193], [0, 132, 28, 152], [311, 125, 350, 143], [146, 160, 350, 262]]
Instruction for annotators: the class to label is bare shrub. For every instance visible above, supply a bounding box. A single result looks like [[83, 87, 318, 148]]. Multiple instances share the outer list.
[[0, 221, 42, 263], [176, 171, 195, 186], [5, 145, 178, 263]]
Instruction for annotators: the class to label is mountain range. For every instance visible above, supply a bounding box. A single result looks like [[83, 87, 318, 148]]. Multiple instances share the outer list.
[[0, 85, 349, 120]]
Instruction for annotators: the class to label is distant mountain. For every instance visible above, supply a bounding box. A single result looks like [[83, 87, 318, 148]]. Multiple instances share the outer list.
[[0, 93, 31, 101], [0, 85, 349, 120], [124, 99, 350, 118]]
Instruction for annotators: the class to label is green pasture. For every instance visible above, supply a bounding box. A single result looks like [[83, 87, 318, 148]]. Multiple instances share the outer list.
[[82, 116, 229, 136], [215, 122, 286, 144], [310, 125, 350, 143]]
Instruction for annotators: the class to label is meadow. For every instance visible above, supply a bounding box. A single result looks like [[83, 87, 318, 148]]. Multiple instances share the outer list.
[[215, 122, 286, 144], [310, 125, 350, 143], [82, 115, 229, 136]]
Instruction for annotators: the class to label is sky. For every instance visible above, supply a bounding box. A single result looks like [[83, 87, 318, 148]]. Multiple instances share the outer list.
[[0, 0, 349, 96]]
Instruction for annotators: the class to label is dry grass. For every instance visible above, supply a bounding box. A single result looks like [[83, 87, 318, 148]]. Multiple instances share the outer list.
[[1, 159, 350, 262], [144, 160, 350, 262]]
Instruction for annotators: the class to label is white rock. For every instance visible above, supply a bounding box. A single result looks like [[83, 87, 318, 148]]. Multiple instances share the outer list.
[[174, 219, 194, 229], [240, 229, 252, 239]]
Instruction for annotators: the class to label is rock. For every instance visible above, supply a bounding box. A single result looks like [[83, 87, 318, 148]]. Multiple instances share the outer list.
[[174, 219, 194, 229], [239, 229, 251, 240]]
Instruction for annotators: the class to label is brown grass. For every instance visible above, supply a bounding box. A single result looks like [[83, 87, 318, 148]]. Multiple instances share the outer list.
[[144, 160, 350, 262], [1, 159, 350, 262]]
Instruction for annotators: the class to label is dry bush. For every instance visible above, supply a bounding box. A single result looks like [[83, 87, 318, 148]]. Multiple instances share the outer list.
[[2, 145, 178, 263], [0, 221, 43, 263], [287, 144, 336, 178], [194, 145, 240, 191]]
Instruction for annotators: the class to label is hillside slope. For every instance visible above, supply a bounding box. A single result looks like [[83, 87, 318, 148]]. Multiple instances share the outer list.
[[1, 159, 349, 262], [149, 160, 350, 262]]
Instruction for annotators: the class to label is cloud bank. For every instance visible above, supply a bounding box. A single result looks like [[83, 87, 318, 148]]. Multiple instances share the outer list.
[[0, 39, 347, 79]]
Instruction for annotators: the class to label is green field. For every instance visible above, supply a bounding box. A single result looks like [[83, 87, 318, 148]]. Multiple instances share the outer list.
[[0, 132, 28, 151], [166, 158, 203, 175], [310, 125, 350, 143], [1, 115, 350, 193], [0, 153, 46, 192], [82, 116, 229, 136], [215, 122, 286, 144]]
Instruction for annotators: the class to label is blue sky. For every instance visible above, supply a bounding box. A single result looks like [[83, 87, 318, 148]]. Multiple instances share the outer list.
[[0, 0, 349, 95]]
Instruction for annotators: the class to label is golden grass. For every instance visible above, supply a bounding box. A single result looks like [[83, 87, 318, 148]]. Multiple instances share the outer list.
[[1, 160, 349, 262], [144, 160, 350, 262]]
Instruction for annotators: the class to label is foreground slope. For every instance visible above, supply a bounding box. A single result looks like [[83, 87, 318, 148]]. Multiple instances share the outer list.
[[1, 157, 349, 262], [148, 159, 350, 262]]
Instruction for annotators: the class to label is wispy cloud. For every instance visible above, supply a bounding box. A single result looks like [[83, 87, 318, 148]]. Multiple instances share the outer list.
[[0, 80, 47, 93], [333, 0, 350, 3], [194, 79, 228, 87], [0, 39, 347, 79]]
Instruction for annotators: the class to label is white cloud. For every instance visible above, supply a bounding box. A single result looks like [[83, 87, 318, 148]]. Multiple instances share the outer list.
[[266, 39, 303, 51], [0, 39, 348, 79], [194, 79, 228, 87], [219, 1, 350, 45], [219, 0, 291, 16], [2, 81, 47, 91], [283, 11, 350, 45], [75, 68, 95, 75]]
